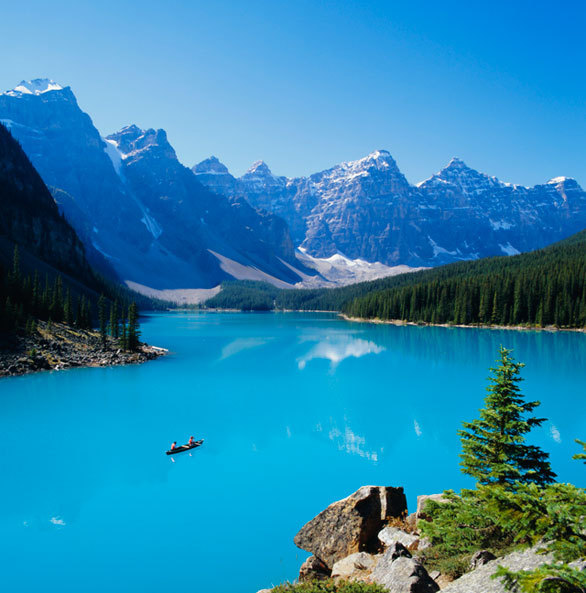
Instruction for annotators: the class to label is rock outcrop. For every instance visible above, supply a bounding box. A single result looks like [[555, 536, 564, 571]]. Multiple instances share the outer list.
[[294, 486, 407, 569], [277, 486, 583, 593], [0, 320, 166, 378], [439, 545, 586, 593], [378, 527, 420, 550], [416, 494, 447, 524], [469, 549, 496, 570], [371, 543, 440, 593], [298, 555, 331, 582], [331, 552, 377, 581]]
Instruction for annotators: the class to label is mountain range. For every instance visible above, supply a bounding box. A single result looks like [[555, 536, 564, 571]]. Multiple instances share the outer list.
[[1, 79, 585, 294], [0, 80, 311, 293], [194, 151, 586, 267]]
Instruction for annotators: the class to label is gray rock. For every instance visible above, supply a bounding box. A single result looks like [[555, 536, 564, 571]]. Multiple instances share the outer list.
[[470, 550, 496, 570], [405, 512, 418, 532], [299, 555, 331, 582], [417, 537, 432, 551], [416, 494, 448, 523], [371, 543, 439, 593], [294, 485, 407, 570], [441, 545, 554, 593], [379, 526, 420, 550], [332, 552, 377, 580]]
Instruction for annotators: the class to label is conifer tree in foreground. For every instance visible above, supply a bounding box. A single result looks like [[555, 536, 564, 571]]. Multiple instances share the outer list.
[[459, 346, 556, 486]]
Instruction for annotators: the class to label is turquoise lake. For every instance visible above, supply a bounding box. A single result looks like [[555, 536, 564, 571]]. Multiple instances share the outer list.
[[1, 312, 585, 592]]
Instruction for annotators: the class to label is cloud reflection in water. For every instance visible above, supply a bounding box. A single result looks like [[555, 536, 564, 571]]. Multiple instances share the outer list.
[[297, 337, 384, 369], [328, 426, 379, 462]]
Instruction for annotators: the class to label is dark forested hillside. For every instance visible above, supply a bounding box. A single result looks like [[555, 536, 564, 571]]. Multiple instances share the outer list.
[[0, 123, 165, 335], [343, 230, 586, 328], [205, 230, 586, 329]]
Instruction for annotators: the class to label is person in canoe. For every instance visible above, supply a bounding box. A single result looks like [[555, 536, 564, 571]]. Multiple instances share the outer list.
[[170, 441, 177, 451], [188, 436, 195, 446]]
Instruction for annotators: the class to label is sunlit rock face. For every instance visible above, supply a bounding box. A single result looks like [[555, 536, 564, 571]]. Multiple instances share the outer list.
[[195, 151, 586, 267]]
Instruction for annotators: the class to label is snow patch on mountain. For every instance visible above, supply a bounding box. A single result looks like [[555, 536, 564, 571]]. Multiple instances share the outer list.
[[4, 79, 63, 97], [103, 139, 124, 175], [140, 211, 163, 239], [490, 219, 514, 230], [499, 243, 521, 256], [428, 237, 459, 257], [294, 248, 422, 287]]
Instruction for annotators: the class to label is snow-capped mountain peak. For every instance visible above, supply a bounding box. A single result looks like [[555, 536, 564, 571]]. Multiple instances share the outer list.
[[107, 126, 175, 162], [365, 149, 392, 161], [244, 160, 273, 177], [4, 79, 64, 97], [193, 156, 230, 175], [418, 157, 506, 194], [240, 160, 286, 191], [340, 149, 397, 171], [547, 176, 572, 185]]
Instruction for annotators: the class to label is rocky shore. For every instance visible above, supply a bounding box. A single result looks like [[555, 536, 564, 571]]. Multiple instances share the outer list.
[[340, 315, 586, 333], [0, 320, 167, 378], [257, 485, 577, 593]]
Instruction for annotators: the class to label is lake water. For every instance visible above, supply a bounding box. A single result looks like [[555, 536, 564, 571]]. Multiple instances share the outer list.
[[1, 312, 584, 593]]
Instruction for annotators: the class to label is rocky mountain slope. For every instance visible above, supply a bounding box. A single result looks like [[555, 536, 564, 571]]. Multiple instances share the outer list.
[[194, 152, 586, 267], [0, 121, 93, 284], [0, 79, 311, 290]]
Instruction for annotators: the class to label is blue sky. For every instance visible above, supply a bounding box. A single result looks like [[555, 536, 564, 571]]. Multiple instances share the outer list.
[[2, 0, 584, 185]]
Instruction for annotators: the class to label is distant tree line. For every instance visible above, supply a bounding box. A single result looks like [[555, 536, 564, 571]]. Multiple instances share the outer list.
[[342, 231, 586, 328], [1, 245, 142, 350], [205, 230, 586, 329]]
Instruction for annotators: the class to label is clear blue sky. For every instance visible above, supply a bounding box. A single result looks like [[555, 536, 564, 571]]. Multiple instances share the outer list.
[[2, 0, 585, 186]]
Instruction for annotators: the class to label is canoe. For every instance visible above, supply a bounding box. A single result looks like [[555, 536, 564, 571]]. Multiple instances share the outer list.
[[166, 439, 204, 455]]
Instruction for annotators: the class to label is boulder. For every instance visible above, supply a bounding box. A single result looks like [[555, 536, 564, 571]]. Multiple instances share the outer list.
[[331, 552, 377, 580], [470, 550, 496, 570], [416, 494, 448, 524], [405, 512, 418, 532], [441, 545, 556, 593], [294, 486, 407, 569], [378, 526, 420, 550], [371, 542, 440, 593], [299, 555, 331, 582]]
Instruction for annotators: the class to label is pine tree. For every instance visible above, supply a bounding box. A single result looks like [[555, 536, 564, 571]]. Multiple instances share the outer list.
[[127, 302, 141, 351], [98, 295, 107, 344], [109, 300, 119, 338], [573, 439, 586, 464], [458, 346, 556, 487], [11, 244, 20, 284], [119, 315, 128, 350], [50, 276, 63, 321], [63, 288, 73, 326]]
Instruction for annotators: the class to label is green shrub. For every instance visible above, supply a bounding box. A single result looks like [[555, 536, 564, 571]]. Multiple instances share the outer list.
[[271, 580, 387, 593], [418, 482, 586, 586]]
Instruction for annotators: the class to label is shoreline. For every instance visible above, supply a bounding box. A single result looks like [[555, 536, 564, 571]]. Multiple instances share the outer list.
[[0, 320, 168, 379], [169, 308, 586, 331], [339, 314, 586, 333]]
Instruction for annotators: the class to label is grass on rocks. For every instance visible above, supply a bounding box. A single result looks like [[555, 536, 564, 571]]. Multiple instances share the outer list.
[[272, 580, 387, 593]]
